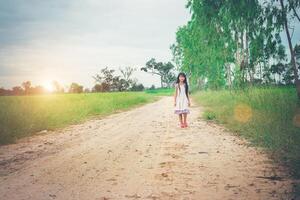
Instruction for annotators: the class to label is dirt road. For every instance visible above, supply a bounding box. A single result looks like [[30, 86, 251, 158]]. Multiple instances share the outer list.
[[0, 97, 294, 200]]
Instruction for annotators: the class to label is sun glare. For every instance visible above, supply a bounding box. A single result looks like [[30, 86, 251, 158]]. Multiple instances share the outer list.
[[43, 81, 54, 92]]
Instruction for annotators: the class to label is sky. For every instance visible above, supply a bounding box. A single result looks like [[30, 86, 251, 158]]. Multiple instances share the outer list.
[[0, 1, 299, 90], [0, 0, 190, 89]]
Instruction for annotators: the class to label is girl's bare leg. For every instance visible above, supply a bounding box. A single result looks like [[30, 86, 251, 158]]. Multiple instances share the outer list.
[[183, 113, 187, 125], [179, 114, 183, 124]]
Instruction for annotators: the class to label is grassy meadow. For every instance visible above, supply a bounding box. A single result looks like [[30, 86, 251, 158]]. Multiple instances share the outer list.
[[145, 87, 174, 95], [194, 86, 300, 177], [0, 91, 165, 145]]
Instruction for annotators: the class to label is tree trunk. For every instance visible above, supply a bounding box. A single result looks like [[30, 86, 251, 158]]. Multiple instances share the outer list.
[[280, 0, 300, 99], [226, 63, 232, 88], [245, 30, 253, 84], [160, 76, 163, 88], [241, 30, 246, 83], [260, 63, 262, 81]]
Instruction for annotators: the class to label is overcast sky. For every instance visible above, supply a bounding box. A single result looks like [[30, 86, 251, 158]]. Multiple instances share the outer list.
[[0, 0, 190, 89], [0, 1, 299, 90]]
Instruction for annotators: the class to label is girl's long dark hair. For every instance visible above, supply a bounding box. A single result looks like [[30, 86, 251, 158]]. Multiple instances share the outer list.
[[176, 72, 189, 98]]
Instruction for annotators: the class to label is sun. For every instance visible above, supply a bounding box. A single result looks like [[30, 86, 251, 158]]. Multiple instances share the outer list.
[[43, 81, 55, 92]]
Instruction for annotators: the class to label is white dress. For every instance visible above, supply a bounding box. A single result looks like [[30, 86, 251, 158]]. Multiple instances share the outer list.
[[174, 83, 190, 114]]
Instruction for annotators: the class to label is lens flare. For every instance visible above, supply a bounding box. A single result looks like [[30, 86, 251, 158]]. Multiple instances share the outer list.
[[234, 104, 253, 123], [43, 81, 54, 92], [293, 114, 300, 128]]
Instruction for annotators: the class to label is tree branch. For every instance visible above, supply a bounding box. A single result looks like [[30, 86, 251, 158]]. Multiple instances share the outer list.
[[291, 3, 300, 22]]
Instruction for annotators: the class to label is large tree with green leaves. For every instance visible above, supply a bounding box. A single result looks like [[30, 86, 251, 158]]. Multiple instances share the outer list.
[[172, 0, 300, 97], [278, 0, 300, 97], [141, 58, 176, 88]]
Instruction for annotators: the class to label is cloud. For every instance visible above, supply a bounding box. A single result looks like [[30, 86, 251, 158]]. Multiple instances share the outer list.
[[0, 0, 190, 88]]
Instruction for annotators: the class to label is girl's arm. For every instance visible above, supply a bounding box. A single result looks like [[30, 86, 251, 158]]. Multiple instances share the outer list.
[[186, 87, 191, 106], [187, 92, 190, 101], [174, 84, 178, 106]]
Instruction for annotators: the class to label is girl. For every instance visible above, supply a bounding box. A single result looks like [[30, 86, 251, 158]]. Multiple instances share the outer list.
[[174, 72, 190, 128]]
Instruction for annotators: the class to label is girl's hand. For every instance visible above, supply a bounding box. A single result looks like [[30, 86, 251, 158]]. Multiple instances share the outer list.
[[174, 102, 176, 107]]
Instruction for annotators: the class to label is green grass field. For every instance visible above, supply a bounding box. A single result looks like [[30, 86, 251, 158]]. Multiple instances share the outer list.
[[145, 87, 174, 95], [0, 91, 162, 145], [193, 86, 300, 177]]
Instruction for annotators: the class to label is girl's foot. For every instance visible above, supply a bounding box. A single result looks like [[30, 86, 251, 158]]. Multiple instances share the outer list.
[[184, 123, 188, 128], [180, 123, 185, 128]]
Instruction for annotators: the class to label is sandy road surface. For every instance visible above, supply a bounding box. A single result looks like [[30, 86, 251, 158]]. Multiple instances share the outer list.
[[0, 97, 294, 200]]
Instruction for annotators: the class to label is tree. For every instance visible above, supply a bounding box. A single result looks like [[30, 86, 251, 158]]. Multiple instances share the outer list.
[[120, 66, 136, 87], [93, 67, 116, 91], [171, 0, 293, 90], [22, 81, 32, 95], [288, 0, 300, 22], [149, 85, 156, 90], [278, 0, 300, 98], [92, 84, 102, 92], [164, 71, 176, 88], [84, 88, 90, 93], [31, 86, 46, 95], [295, 44, 300, 71], [112, 76, 128, 91], [12, 86, 23, 95], [141, 58, 176, 88], [130, 83, 145, 91], [92, 83, 110, 92], [0, 88, 12, 96], [93, 67, 120, 91], [69, 83, 83, 93], [283, 63, 295, 85], [270, 63, 286, 83], [52, 81, 64, 93], [93, 67, 136, 92]]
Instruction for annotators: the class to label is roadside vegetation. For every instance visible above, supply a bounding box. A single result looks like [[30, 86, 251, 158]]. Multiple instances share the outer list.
[[194, 86, 300, 178], [0, 91, 165, 145]]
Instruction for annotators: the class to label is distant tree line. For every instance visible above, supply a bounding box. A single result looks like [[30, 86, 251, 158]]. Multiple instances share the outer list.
[[0, 66, 147, 96], [92, 66, 144, 92], [0, 81, 67, 96], [0, 59, 177, 96], [0, 81, 48, 96]]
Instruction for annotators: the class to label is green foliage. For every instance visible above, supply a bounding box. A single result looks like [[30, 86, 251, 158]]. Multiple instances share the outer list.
[[141, 58, 176, 88], [144, 88, 174, 96], [130, 83, 145, 91], [69, 83, 84, 93], [171, 0, 299, 92], [194, 87, 300, 177], [203, 110, 216, 120], [93, 67, 142, 92]]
